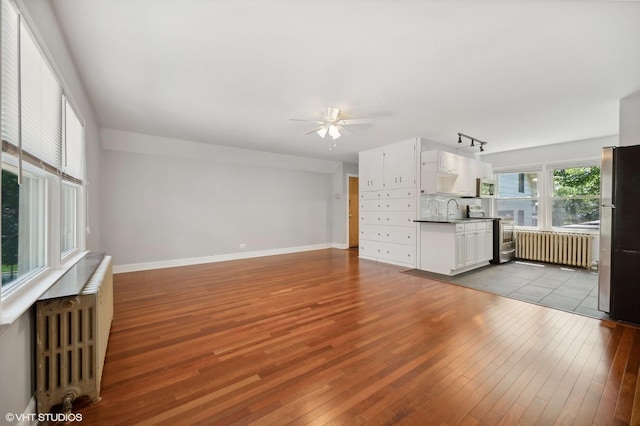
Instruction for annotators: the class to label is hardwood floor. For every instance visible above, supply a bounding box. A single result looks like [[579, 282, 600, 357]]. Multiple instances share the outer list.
[[71, 249, 640, 425]]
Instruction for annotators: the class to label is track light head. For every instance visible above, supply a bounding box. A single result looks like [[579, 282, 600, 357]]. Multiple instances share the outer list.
[[457, 133, 487, 152]]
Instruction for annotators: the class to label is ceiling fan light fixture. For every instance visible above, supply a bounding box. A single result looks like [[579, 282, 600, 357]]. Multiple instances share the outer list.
[[328, 124, 341, 139], [317, 127, 328, 139]]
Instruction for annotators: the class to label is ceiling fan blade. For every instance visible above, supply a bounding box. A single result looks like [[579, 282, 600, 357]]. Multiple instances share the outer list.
[[327, 107, 340, 122], [289, 118, 324, 124], [304, 125, 327, 135], [338, 118, 372, 126], [336, 124, 352, 134]]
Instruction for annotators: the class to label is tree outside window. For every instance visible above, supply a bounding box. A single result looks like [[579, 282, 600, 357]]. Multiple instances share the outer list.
[[552, 166, 600, 229]]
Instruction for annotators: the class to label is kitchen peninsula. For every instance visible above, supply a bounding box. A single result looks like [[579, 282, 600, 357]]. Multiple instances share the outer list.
[[416, 218, 493, 276]]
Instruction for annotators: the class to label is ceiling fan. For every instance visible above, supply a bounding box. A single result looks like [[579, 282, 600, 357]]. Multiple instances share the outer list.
[[290, 107, 372, 150]]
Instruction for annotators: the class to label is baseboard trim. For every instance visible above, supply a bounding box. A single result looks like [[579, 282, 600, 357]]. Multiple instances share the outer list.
[[17, 396, 37, 426], [113, 243, 337, 274]]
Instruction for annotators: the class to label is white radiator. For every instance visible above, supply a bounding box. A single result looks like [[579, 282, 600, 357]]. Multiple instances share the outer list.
[[36, 256, 113, 414], [515, 231, 593, 269]]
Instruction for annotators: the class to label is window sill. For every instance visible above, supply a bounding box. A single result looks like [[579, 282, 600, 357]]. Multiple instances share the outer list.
[[0, 250, 89, 327]]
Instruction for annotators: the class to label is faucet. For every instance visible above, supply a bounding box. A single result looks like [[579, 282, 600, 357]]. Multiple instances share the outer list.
[[446, 198, 459, 220]]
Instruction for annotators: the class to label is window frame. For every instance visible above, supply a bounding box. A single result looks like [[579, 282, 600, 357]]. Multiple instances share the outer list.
[[0, 0, 88, 326], [546, 161, 600, 233], [492, 159, 600, 235], [495, 169, 542, 229]]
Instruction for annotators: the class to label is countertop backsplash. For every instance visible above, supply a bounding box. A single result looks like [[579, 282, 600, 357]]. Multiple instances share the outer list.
[[419, 194, 485, 221]]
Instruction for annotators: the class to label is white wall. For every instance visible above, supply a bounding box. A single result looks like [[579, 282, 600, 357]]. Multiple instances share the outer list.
[[620, 91, 640, 147], [101, 129, 349, 270], [479, 135, 618, 169], [0, 1, 103, 422]]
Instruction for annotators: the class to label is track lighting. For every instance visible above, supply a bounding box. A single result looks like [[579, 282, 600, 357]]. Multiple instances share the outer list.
[[456, 133, 488, 152]]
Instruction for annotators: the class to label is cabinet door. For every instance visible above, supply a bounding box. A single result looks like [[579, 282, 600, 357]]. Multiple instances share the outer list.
[[476, 231, 488, 263], [455, 232, 465, 269], [397, 140, 416, 188], [383, 147, 399, 189], [465, 233, 477, 266], [360, 149, 384, 191], [439, 151, 459, 174]]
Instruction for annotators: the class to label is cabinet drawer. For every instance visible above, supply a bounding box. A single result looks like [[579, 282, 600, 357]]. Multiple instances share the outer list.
[[380, 226, 415, 245], [384, 211, 415, 226], [475, 222, 487, 231], [384, 198, 415, 211], [384, 188, 416, 199], [359, 240, 383, 258], [464, 223, 477, 232], [360, 199, 384, 211], [359, 190, 384, 200], [455, 223, 465, 233], [359, 225, 380, 241], [378, 242, 415, 265], [360, 211, 384, 225]]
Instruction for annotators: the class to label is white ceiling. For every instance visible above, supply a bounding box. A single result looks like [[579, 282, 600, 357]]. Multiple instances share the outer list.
[[50, 0, 640, 163]]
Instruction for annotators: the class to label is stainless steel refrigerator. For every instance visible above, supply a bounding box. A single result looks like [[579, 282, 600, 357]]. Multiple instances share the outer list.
[[599, 145, 640, 324]]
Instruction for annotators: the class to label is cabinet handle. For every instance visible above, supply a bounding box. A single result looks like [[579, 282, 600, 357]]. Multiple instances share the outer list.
[[399, 177, 402, 182], [395, 177, 397, 183]]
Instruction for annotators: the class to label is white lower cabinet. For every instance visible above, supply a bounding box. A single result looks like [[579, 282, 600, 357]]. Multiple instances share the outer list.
[[420, 220, 493, 275], [359, 189, 416, 268]]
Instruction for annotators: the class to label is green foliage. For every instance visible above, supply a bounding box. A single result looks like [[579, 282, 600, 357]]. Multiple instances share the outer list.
[[552, 166, 601, 227], [2, 169, 19, 281], [553, 166, 600, 197]]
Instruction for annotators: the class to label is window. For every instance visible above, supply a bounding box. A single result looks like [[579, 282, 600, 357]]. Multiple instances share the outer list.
[[551, 165, 600, 229], [494, 163, 600, 232], [496, 172, 540, 227], [0, 0, 86, 323], [61, 183, 78, 256], [2, 165, 47, 288]]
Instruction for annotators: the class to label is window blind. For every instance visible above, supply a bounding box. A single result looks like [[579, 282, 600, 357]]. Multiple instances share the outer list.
[[63, 99, 85, 181], [1, 0, 19, 146], [19, 19, 62, 169]]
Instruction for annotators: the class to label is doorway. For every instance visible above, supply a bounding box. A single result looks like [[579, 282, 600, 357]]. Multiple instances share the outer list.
[[348, 176, 359, 248]]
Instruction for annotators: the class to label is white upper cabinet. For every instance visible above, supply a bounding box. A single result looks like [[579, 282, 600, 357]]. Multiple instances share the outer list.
[[420, 149, 492, 196], [383, 140, 416, 190], [361, 140, 416, 192], [359, 148, 384, 191]]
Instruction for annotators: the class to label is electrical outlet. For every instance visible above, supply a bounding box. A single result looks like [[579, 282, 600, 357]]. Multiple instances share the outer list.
[[239, 243, 247, 249]]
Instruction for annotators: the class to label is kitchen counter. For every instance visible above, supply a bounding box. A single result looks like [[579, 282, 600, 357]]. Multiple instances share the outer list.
[[414, 218, 496, 224], [418, 220, 494, 275]]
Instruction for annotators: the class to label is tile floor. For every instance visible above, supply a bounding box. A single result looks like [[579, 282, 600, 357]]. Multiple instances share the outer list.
[[405, 260, 608, 320]]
